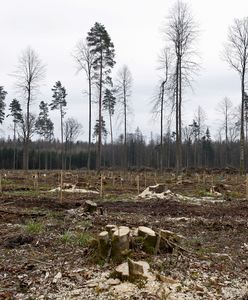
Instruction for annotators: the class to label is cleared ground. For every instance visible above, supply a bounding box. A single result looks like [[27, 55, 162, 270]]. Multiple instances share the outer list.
[[0, 170, 248, 299]]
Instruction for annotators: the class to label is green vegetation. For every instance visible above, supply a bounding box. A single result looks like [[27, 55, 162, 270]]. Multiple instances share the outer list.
[[25, 220, 44, 234], [60, 230, 94, 247]]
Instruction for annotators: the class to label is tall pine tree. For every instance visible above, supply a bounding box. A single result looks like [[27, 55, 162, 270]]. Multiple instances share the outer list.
[[87, 22, 115, 170], [50, 81, 67, 169]]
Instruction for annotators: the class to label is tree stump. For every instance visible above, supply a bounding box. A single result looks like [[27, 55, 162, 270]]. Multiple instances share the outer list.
[[85, 200, 97, 213], [159, 229, 183, 253], [148, 184, 166, 194], [138, 226, 156, 252], [115, 260, 150, 281], [128, 258, 150, 278], [98, 231, 110, 258], [112, 226, 130, 257], [105, 224, 118, 238]]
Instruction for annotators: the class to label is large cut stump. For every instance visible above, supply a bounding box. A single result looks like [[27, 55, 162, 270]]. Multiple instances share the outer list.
[[138, 226, 156, 252], [159, 229, 183, 253], [105, 224, 118, 238], [148, 184, 167, 194], [112, 226, 130, 257]]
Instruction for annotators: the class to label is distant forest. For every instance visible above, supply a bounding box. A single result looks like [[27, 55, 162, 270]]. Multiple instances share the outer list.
[[0, 132, 243, 171]]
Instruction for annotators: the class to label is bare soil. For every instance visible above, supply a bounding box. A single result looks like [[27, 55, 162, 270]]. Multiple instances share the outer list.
[[0, 170, 248, 299]]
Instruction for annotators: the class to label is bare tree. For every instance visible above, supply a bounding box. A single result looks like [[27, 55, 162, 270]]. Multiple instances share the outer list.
[[158, 48, 172, 171], [194, 106, 206, 167], [194, 106, 206, 139], [166, 1, 199, 173], [115, 65, 133, 169], [74, 40, 94, 170], [224, 17, 248, 174], [17, 113, 37, 149], [217, 97, 233, 164], [64, 118, 82, 169], [12, 47, 45, 169]]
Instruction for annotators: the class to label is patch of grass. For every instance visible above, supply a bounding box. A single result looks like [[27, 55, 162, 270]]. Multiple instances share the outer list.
[[47, 210, 64, 219], [25, 220, 44, 234], [228, 190, 243, 199], [60, 231, 73, 244], [60, 231, 94, 247], [75, 232, 93, 247], [197, 189, 212, 197]]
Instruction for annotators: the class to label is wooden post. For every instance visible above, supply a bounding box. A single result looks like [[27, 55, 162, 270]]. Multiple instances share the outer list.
[[136, 175, 140, 195], [35, 173, 39, 192], [203, 172, 206, 186], [60, 170, 63, 203], [246, 174, 248, 200], [0, 174, 2, 194], [211, 174, 214, 187], [196, 173, 200, 184], [100, 173, 103, 198], [112, 173, 115, 187], [144, 172, 147, 188]]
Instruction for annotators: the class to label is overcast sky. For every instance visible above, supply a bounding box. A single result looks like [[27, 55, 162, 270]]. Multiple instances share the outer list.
[[1, 0, 247, 141]]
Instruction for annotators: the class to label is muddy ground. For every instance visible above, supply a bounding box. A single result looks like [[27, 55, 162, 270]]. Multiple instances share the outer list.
[[0, 171, 248, 299]]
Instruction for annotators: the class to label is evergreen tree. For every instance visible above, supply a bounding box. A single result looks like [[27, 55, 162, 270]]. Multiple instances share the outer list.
[[36, 101, 54, 141], [103, 88, 116, 165], [50, 81, 67, 169], [0, 86, 7, 124], [93, 117, 107, 140], [9, 99, 23, 124], [8, 98, 22, 169], [87, 22, 115, 170]]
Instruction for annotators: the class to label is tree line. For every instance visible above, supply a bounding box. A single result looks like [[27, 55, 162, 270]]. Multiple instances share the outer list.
[[1, 1, 248, 172]]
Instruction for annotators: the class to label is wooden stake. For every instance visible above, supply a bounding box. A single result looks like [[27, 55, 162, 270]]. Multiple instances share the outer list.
[[203, 172, 206, 185], [112, 173, 115, 187], [60, 170, 63, 203], [246, 174, 248, 200], [136, 175, 140, 195], [100, 173, 103, 198], [0, 174, 2, 194]]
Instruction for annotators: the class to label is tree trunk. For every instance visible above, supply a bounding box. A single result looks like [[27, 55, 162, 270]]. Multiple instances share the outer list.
[[60, 107, 64, 170], [87, 76, 92, 170], [13, 124, 16, 170], [175, 57, 180, 174], [178, 55, 182, 171], [109, 110, 114, 166], [97, 51, 103, 171], [124, 87, 127, 170], [160, 82, 165, 172], [240, 71, 245, 174]]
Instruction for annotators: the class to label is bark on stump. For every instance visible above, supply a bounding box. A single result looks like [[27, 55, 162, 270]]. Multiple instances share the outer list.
[[112, 226, 130, 257], [98, 231, 110, 258], [159, 229, 183, 253], [115, 260, 150, 281], [105, 224, 118, 238], [85, 200, 97, 213], [138, 226, 156, 253], [148, 184, 167, 193]]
